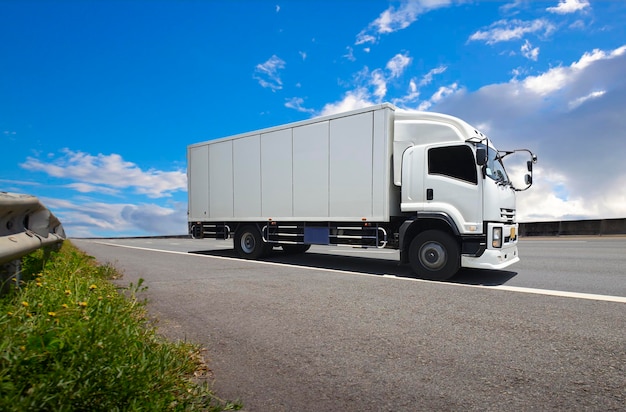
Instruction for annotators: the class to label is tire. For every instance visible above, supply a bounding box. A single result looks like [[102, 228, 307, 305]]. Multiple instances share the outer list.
[[281, 244, 311, 254], [408, 230, 460, 280], [234, 225, 269, 259]]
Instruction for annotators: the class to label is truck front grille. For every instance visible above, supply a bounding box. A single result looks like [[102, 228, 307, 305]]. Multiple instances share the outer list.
[[500, 208, 515, 222]]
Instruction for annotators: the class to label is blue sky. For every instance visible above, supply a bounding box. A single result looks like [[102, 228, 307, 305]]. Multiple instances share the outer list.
[[2, 0, 625, 237]]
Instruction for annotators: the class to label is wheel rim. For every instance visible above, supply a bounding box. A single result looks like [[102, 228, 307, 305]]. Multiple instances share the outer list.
[[240, 232, 256, 254], [419, 242, 447, 270]]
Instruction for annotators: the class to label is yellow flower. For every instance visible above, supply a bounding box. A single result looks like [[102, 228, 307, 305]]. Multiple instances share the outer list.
[[36, 282, 43, 287], [48, 312, 56, 317], [21, 301, 29, 308], [64, 290, 72, 296], [61, 304, 69, 309], [19, 346, 26, 352], [7, 312, 13, 317], [78, 301, 88, 308], [89, 284, 97, 290]]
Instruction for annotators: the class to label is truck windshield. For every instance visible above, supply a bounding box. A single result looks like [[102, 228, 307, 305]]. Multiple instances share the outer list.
[[480, 144, 509, 184]]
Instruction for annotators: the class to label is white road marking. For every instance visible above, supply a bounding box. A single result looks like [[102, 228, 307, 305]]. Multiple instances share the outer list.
[[94, 241, 626, 304], [486, 285, 626, 303]]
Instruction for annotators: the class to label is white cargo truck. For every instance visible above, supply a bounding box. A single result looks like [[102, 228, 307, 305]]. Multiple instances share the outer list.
[[187, 103, 536, 280]]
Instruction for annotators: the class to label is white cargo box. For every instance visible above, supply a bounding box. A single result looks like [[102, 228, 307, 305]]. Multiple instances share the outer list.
[[188, 104, 400, 223]]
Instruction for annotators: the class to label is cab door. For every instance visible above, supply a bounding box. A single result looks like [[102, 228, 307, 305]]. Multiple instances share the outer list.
[[422, 144, 483, 234]]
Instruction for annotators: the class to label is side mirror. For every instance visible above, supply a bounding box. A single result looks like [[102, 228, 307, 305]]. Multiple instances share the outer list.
[[525, 174, 532, 185], [476, 147, 487, 166]]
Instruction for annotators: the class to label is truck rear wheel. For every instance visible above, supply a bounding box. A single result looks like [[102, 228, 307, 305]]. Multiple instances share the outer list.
[[408, 230, 460, 280], [234, 225, 270, 259]]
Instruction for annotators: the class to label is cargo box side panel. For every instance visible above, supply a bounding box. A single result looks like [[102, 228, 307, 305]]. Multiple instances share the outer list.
[[233, 135, 262, 218], [329, 112, 374, 219], [293, 121, 329, 218], [208, 140, 234, 219], [261, 129, 293, 217], [188, 144, 210, 221], [373, 108, 397, 218]]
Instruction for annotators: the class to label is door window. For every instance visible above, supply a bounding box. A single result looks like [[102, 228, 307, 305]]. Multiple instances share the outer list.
[[428, 146, 478, 184]]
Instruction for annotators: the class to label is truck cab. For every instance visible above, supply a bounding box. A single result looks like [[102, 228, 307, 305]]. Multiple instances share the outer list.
[[393, 110, 536, 278]]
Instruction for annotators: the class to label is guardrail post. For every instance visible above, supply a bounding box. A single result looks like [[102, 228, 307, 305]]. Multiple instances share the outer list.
[[0, 259, 21, 295]]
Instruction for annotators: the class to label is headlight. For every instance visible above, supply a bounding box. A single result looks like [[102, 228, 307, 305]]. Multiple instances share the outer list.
[[492, 227, 503, 248]]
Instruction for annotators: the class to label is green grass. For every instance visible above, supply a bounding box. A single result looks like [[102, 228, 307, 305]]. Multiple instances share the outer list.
[[0, 242, 241, 411]]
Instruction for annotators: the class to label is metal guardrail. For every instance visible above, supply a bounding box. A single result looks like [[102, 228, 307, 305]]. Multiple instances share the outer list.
[[0, 192, 65, 293], [519, 218, 626, 237]]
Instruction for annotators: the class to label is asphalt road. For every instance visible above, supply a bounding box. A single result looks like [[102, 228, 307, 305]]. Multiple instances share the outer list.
[[72, 237, 625, 411]]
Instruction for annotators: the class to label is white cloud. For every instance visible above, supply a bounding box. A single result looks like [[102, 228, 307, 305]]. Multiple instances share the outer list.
[[371, 69, 388, 99], [320, 89, 375, 116], [393, 79, 421, 106], [569, 19, 586, 30], [521, 40, 539, 61], [393, 65, 447, 107], [547, 0, 590, 15], [0, 178, 39, 186], [431, 83, 459, 102], [371, 53, 412, 101], [521, 67, 569, 96], [417, 83, 459, 110], [567, 90, 606, 110], [343, 47, 356, 62], [21, 149, 186, 198], [299, 51, 307, 61], [120, 202, 187, 235], [515, 167, 591, 221], [330, 62, 451, 111], [65, 182, 120, 196], [499, 0, 525, 15], [469, 19, 555, 44], [419, 65, 447, 86], [386, 53, 412, 78], [285, 97, 315, 114], [253, 55, 286, 92], [356, 0, 453, 45], [42, 197, 187, 237], [522, 46, 626, 96], [572, 46, 626, 69]]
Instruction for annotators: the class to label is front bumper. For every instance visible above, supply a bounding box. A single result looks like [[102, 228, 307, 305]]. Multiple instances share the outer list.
[[461, 244, 519, 270], [461, 222, 519, 270]]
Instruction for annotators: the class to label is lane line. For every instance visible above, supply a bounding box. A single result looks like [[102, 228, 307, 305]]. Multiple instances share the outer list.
[[487, 285, 626, 303], [92, 241, 626, 304]]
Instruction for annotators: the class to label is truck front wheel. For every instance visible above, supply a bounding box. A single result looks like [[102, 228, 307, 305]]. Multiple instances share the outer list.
[[234, 225, 270, 259], [408, 230, 460, 280]]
